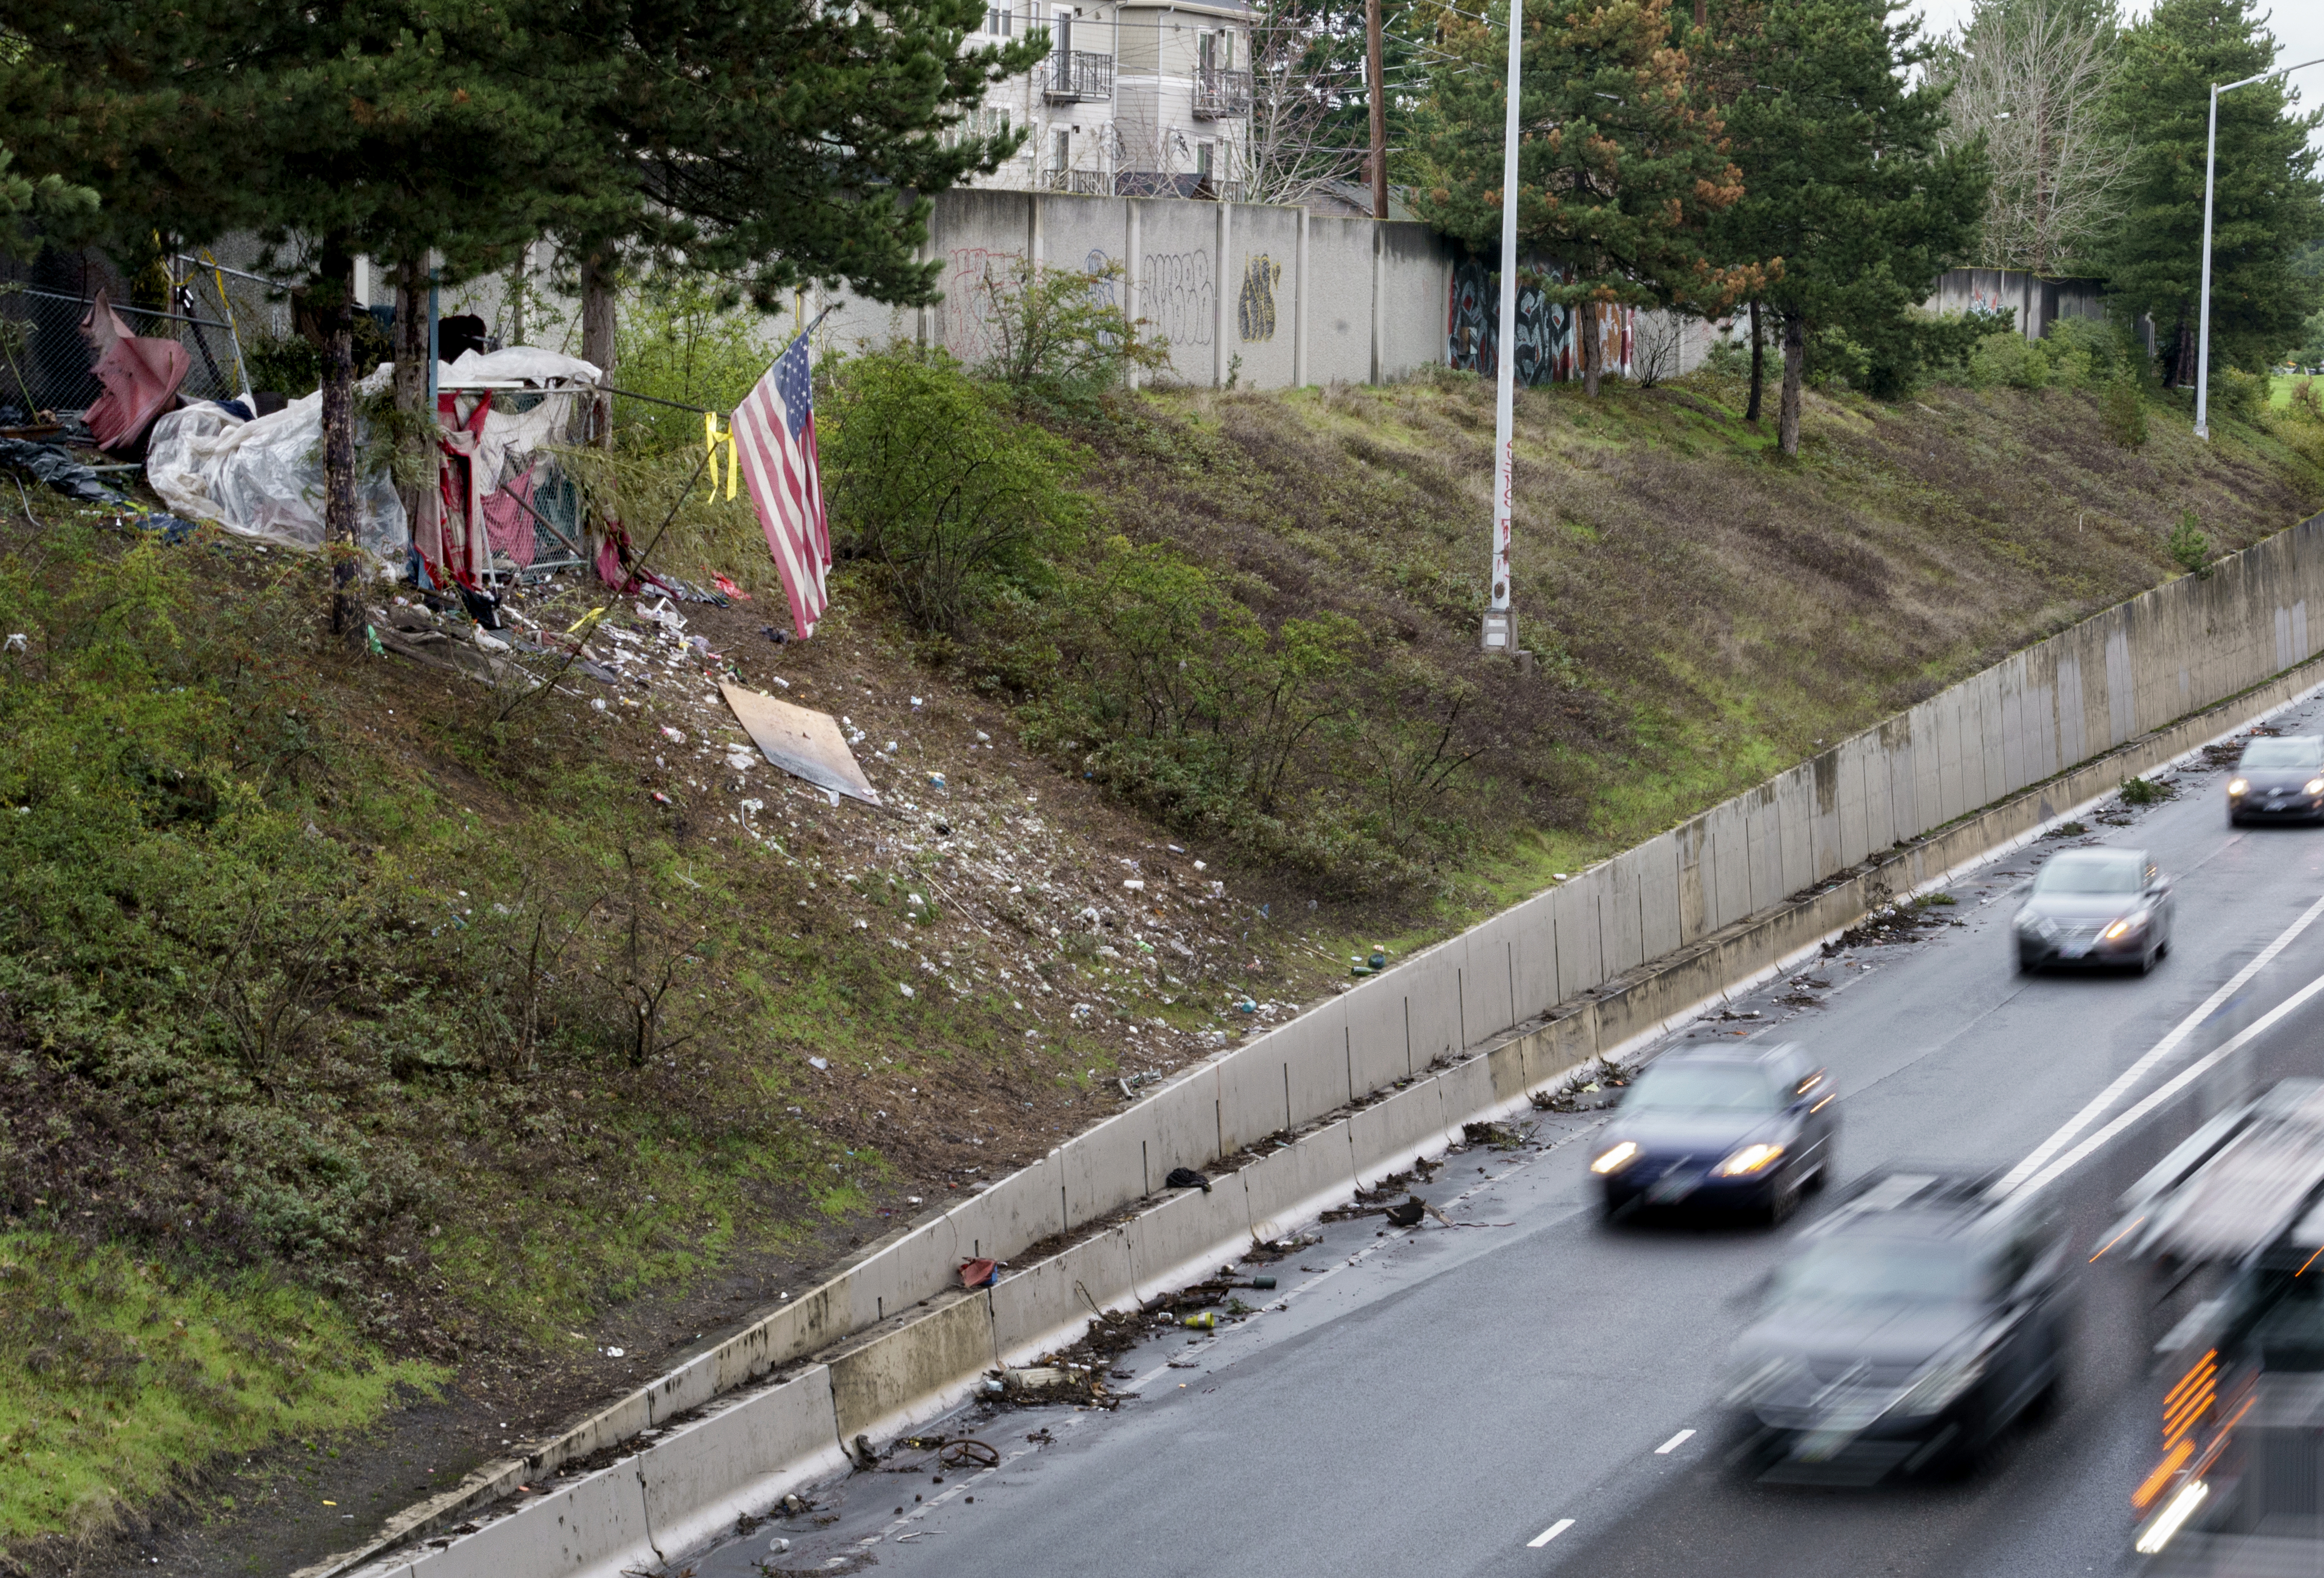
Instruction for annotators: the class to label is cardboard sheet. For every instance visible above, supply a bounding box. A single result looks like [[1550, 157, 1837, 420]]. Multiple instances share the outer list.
[[720, 682, 880, 805]]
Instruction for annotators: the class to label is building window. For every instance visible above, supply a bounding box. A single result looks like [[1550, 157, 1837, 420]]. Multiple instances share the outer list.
[[1195, 140, 1213, 178], [1054, 129, 1072, 175], [983, 2, 1011, 33]]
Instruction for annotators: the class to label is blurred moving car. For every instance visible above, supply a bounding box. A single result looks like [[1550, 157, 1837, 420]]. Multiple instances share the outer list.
[[1723, 1171, 2069, 1483], [2225, 734, 2324, 825], [2106, 1080, 2324, 1567], [2013, 847, 2173, 973], [1590, 1042, 1836, 1223]]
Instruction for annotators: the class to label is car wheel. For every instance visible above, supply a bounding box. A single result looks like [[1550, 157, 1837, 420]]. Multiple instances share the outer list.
[[1805, 1139, 1835, 1192], [2138, 945, 2157, 975], [1766, 1170, 1802, 1226], [2230, 812, 2245, 827], [2016, 949, 2038, 974]]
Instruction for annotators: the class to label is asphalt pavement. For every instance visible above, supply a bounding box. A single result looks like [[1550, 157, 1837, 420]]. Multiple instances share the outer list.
[[691, 696, 2324, 1578]]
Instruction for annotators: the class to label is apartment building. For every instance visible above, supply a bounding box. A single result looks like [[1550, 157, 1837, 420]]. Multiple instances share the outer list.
[[963, 0, 1254, 200]]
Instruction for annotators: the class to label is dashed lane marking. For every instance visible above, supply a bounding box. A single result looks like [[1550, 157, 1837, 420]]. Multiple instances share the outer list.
[[1654, 1428, 1695, 1454], [1528, 1518, 1575, 1548]]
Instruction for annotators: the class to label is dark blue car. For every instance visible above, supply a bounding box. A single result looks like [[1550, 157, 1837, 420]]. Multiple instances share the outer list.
[[1591, 1041, 1838, 1223]]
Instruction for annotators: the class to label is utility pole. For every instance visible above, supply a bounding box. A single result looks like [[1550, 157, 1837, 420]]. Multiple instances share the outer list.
[[1366, 0, 1388, 219], [2194, 56, 2321, 440], [1480, 0, 1522, 657]]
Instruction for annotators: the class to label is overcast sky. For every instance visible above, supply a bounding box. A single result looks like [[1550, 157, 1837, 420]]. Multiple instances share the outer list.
[[1904, 1, 2324, 155]]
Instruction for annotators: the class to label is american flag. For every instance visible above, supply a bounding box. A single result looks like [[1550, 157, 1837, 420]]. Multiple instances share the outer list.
[[732, 325, 830, 638]]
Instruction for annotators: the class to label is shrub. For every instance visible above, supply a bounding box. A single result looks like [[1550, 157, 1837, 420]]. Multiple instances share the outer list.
[[612, 277, 779, 452], [1968, 332, 2050, 391], [1701, 335, 1751, 378], [2120, 776, 2171, 805], [2101, 378, 2149, 448], [1805, 325, 1873, 393], [968, 258, 1170, 411], [821, 347, 1090, 634], [2293, 376, 2324, 424], [2169, 509, 2212, 578], [2216, 366, 2267, 425]]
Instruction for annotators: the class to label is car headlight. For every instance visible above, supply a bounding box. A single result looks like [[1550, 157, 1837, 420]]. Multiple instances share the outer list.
[[2101, 909, 2150, 940], [1591, 1140, 1640, 1175], [2307, 778, 2323, 795], [1716, 1142, 1786, 1176], [2229, 778, 2249, 796], [1894, 1352, 1986, 1417]]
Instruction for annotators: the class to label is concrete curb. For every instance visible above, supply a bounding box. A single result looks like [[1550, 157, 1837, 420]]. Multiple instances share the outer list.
[[312, 510, 2324, 1578]]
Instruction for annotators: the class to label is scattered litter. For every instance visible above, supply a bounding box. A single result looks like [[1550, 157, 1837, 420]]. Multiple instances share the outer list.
[[959, 1258, 999, 1289], [604, 1346, 625, 1358], [1182, 1310, 1217, 1329], [1166, 1167, 1212, 1194], [1122, 879, 1145, 892], [661, 725, 687, 743], [900, 984, 916, 998], [808, 1056, 829, 1071], [928, 772, 946, 789], [1384, 1198, 1427, 1228], [720, 681, 881, 805]]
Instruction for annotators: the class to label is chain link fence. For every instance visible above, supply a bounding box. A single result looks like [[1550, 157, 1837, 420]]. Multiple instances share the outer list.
[[1, 285, 242, 416]]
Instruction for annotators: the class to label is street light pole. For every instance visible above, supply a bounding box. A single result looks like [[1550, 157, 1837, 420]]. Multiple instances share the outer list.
[[1480, 0, 1523, 656], [2194, 56, 2322, 440]]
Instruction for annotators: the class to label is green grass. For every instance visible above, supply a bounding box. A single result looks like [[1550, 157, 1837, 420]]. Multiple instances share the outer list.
[[0, 1230, 439, 1544]]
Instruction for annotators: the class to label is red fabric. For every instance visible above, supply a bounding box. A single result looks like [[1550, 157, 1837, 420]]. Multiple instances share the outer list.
[[480, 464, 538, 570], [80, 292, 189, 454]]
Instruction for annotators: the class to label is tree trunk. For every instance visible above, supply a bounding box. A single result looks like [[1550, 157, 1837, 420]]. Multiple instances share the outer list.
[[1582, 300, 1602, 398], [581, 247, 618, 450], [320, 240, 360, 635], [1746, 300, 1764, 423], [393, 262, 434, 577], [1777, 310, 1806, 458]]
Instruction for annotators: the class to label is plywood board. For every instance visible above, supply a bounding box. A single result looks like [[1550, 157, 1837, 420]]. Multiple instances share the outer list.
[[720, 682, 880, 804]]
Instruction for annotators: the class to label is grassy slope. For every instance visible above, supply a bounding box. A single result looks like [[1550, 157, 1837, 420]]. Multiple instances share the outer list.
[[3, 367, 2319, 1573], [1080, 368, 2324, 930]]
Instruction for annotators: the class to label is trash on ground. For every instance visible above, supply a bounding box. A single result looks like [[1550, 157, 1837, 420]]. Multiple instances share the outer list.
[[1384, 1197, 1427, 1228], [958, 1258, 999, 1289], [1165, 1167, 1211, 1193], [0, 436, 128, 504]]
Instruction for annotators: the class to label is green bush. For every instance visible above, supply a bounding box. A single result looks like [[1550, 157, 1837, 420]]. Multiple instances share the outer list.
[[964, 258, 1170, 412], [612, 277, 780, 453], [1805, 325, 1873, 393], [1701, 335, 1751, 377], [1968, 332, 2050, 391], [2101, 377, 2150, 448], [822, 347, 1091, 634], [2169, 509, 2212, 577], [2217, 366, 2268, 425]]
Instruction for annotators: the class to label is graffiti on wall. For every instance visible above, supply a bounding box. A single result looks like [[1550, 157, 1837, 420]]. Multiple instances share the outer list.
[[1237, 255, 1282, 343], [1142, 249, 1213, 348], [1445, 255, 1632, 384], [942, 246, 1023, 363]]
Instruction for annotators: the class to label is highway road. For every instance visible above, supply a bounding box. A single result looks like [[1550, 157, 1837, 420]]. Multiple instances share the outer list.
[[693, 697, 2324, 1578]]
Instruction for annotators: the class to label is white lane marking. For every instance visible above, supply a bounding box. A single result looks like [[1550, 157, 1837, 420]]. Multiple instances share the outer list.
[[1654, 1428, 1695, 1455], [2013, 963, 2324, 1200], [1528, 1518, 1576, 1548], [1996, 891, 2324, 1194]]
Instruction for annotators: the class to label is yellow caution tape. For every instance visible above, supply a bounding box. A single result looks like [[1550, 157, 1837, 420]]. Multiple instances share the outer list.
[[565, 606, 606, 636]]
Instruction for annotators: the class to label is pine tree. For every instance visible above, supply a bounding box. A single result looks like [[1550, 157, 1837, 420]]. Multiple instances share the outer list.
[[2102, 0, 2324, 390], [1708, 0, 1986, 453], [1415, 0, 1759, 395]]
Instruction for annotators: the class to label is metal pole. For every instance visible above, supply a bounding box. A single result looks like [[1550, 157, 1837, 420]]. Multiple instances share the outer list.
[[426, 270, 441, 411], [2194, 81, 2219, 439], [1481, 0, 1523, 656], [2193, 60, 2321, 440]]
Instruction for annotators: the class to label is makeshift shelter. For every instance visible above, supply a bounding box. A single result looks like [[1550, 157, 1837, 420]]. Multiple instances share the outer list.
[[145, 366, 409, 560], [144, 346, 597, 574]]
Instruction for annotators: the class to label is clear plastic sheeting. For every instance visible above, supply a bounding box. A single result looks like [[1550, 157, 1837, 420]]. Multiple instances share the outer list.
[[146, 365, 408, 561]]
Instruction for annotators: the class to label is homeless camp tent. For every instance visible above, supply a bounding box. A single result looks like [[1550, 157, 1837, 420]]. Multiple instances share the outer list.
[[146, 346, 599, 577]]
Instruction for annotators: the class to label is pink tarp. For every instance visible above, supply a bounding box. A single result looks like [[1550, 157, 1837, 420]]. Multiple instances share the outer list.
[[80, 291, 189, 454]]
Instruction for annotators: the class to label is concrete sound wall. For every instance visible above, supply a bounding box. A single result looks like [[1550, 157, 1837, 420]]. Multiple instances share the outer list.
[[319, 510, 2324, 1578]]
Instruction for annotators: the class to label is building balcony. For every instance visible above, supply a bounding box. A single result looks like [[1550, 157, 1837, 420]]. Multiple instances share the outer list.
[[1044, 49, 1115, 102], [1193, 65, 1252, 118], [1045, 168, 1113, 195]]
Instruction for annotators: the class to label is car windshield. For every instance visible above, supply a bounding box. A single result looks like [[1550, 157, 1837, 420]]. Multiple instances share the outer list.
[[1773, 1238, 1977, 1304], [1627, 1064, 1781, 1113], [2031, 855, 2143, 895], [2240, 739, 2323, 769]]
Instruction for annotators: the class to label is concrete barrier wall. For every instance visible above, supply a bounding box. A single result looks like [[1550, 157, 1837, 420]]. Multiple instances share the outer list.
[[324, 512, 2324, 1578], [815, 188, 1694, 390]]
